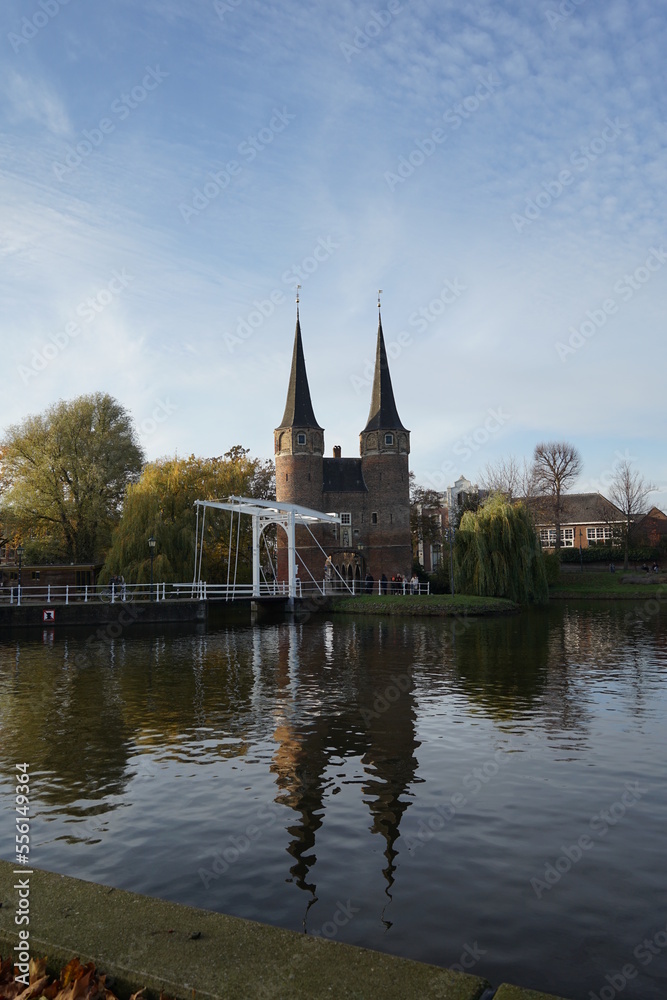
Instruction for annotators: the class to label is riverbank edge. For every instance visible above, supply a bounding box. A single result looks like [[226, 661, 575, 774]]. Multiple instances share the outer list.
[[0, 863, 571, 1000], [328, 594, 520, 617], [0, 600, 207, 629], [549, 587, 667, 600]]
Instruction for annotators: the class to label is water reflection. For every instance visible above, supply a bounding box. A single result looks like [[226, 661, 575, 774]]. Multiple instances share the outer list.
[[1, 604, 666, 999], [267, 622, 420, 908]]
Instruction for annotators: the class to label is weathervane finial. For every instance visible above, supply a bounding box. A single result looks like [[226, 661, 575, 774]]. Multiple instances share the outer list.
[[378, 289, 382, 310]]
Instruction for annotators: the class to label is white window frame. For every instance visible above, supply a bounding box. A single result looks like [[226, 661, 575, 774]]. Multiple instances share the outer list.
[[296, 432, 306, 446], [384, 433, 394, 446], [587, 526, 613, 545], [340, 513, 351, 526], [561, 528, 574, 547]]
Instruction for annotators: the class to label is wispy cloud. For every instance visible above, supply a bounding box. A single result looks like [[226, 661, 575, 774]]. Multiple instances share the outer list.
[[0, 0, 665, 507]]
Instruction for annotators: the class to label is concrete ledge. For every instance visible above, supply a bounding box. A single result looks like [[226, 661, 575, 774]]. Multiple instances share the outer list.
[[494, 986, 571, 1000], [0, 863, 490, 1000]]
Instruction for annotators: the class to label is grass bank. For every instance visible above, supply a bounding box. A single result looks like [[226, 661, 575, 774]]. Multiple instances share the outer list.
[[550, 573, 667, 600], [330, 593, 519, 616]]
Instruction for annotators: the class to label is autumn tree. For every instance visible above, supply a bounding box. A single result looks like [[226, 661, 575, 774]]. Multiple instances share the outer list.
[[101, 449, 275, 584], [454, 494, 548, 604], [609, 459, 656, 570], [0, 393, 144, 563], [532, 441, 582, 551]]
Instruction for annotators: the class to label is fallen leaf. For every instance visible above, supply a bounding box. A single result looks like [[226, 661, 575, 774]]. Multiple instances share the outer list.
[[15, 975, 49, 1000]]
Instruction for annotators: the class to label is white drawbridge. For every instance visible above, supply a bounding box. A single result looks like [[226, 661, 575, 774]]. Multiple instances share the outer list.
[[192, 496, 345, 601]]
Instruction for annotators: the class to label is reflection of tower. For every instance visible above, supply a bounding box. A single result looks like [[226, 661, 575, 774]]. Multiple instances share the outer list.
[[267, 620, 420, 920], [359, 643, 419, 915]]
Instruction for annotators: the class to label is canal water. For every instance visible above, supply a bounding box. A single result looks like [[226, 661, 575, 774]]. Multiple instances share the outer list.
[[1, 602, 666, 1000]]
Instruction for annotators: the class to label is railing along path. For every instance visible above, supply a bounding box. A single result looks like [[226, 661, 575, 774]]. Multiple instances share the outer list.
[[1, 579, 430, 605]]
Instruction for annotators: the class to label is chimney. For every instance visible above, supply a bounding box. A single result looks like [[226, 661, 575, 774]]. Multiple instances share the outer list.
[[333, 445, 342, 458]]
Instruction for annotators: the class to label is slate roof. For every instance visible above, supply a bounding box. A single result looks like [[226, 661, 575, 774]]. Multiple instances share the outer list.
[[363, 313, 407, 433], [277, 310, 322, 430], [526, 492, 625, 524], [322, 458, 368, 492]]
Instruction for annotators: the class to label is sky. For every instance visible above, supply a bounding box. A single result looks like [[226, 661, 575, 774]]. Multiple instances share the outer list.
[[1, 0, 666, 508]]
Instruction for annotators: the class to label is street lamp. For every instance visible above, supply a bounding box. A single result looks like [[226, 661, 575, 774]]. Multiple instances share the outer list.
[[16, 545, 24, 592], [148, 536, 156, 601]]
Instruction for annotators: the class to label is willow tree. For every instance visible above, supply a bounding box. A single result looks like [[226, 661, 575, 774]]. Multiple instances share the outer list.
[[101, 449, 275, 584], [454, 494, 548, 604]]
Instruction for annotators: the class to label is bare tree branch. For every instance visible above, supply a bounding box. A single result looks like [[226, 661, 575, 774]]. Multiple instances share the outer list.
[[609, 459, 656, 569], [532, 441, 582, 551]]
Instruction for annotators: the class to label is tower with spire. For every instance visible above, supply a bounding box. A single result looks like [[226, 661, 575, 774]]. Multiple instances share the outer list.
[[274, 293, 411, 587]]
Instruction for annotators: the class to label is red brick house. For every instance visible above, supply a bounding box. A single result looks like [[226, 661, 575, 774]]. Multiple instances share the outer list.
[[528, 492, 626, 550], [635, 506, 667, 548], [0, 562, 100, 592], [274, 305, 411, 588]]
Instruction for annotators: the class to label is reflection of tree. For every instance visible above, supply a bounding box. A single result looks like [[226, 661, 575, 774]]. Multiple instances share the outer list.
[[450, 611, 551, 720], [0, 624, 261, 812], [545, 603, 667, 728], [116, 628, 256, 759], [0, 650, 131, 806]]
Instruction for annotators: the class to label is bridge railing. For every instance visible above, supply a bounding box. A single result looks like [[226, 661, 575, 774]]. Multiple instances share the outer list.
[[0, 582, 169, 606], [0, 578, 431, 605]]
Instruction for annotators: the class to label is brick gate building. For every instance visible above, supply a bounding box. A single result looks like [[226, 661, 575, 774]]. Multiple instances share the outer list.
[[274, 305, 411, 589]]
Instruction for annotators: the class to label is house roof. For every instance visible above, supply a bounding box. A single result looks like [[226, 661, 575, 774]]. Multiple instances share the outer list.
[[276, 309, 322, 430], [639, 505, 667, 522], [362, 312, 407, 433], [526, 492, 625, 525], [322, 458, 368, 492]]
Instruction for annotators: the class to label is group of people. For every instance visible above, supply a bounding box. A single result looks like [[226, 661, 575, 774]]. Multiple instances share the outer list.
[[641, 563, 660, 573], [323, 557, 421, 595], [611, 562, 660, 573]]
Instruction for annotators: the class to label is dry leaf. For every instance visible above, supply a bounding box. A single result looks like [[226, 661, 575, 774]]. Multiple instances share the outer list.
[[0, 958, 174, 1000], [15, 975, 50, 1000]]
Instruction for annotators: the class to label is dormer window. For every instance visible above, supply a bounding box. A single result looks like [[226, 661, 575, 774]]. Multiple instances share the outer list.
[[296, 433, 306, 446], [384, 433, 394, 446]]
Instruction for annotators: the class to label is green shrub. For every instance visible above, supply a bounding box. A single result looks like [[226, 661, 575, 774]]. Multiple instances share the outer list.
[[543, 551, 560, 584], [558, 545, 658, 564]]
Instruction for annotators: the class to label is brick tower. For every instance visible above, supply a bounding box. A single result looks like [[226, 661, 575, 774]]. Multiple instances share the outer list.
[[357, 306, 411, 580], [274, 299, 411, 589], [274, 302, 324, 582]]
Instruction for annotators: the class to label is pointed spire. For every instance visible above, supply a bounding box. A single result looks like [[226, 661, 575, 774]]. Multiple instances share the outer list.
[[277, 292, 322, 430], [363, 297, 407, 432]]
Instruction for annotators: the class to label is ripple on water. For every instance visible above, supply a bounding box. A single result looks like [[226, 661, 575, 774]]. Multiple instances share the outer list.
[[1, 605, 666, 1000]]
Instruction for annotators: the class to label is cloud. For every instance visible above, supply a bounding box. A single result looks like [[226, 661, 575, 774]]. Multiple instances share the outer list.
[[0, 68, 70, 135]]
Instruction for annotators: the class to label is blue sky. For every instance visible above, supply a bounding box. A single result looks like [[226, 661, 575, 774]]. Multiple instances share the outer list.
[[1, 0, 666, 507]]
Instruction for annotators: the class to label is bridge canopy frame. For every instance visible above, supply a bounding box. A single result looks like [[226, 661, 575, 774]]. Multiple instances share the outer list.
[[193, 496, 341, 600]]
